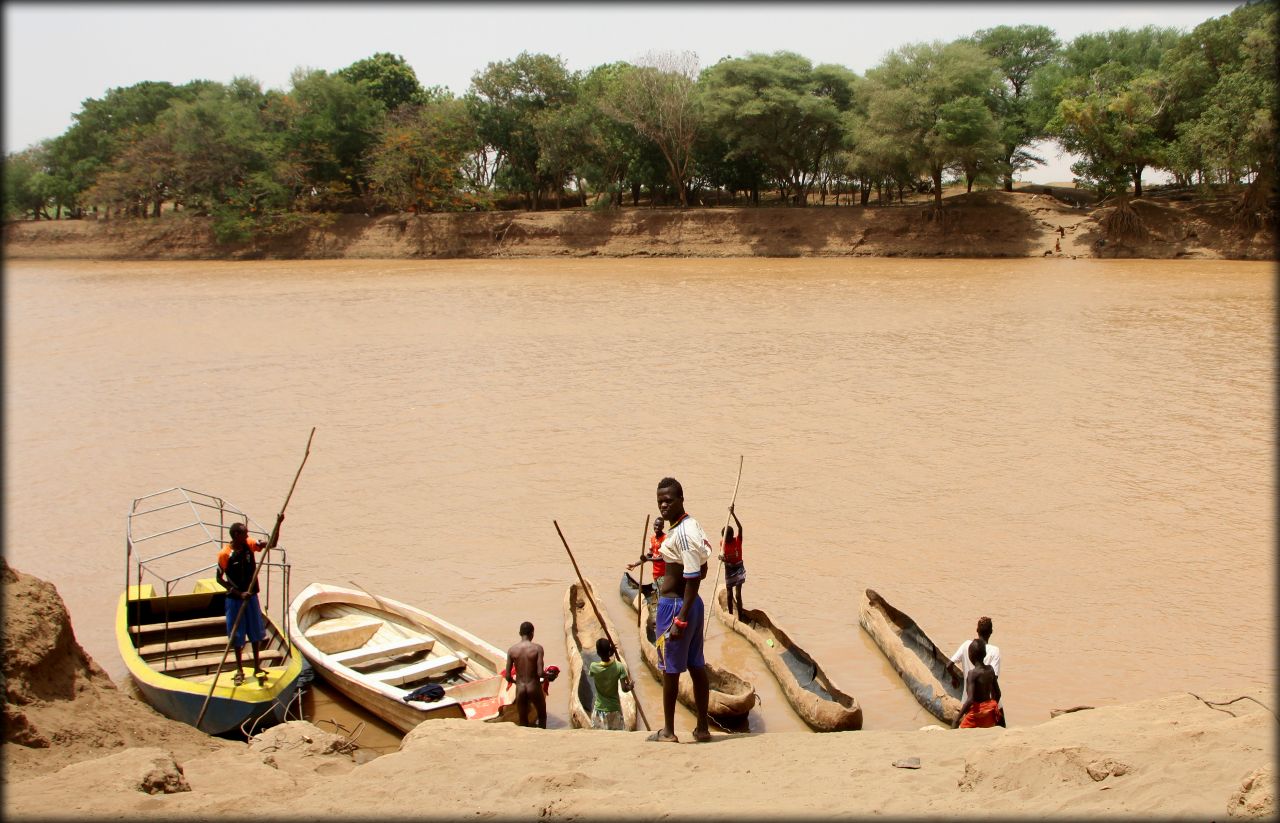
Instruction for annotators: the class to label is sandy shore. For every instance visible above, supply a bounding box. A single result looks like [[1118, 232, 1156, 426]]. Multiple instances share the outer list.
[[3, 562, 1275, 819]]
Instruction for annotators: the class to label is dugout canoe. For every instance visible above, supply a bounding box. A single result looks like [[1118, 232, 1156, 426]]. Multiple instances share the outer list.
[[288, 582, 516, 732], [618, 571, 757, 723], [564, 578, 638, 731], [857, 588, 963, 725], [118, 487, 304, 738], [712, 588, 862, 731]]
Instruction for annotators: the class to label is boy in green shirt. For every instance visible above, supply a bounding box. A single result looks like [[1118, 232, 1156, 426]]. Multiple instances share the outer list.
[[589, 638, 632, 730]]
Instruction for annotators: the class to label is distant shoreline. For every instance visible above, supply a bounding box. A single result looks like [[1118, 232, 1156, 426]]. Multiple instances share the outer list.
[[4, 190, 1274, 262]]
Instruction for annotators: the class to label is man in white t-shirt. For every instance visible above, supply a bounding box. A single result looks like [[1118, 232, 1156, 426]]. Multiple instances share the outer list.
[[648, 476, 713, 743], [950, 616, 1004, 726]]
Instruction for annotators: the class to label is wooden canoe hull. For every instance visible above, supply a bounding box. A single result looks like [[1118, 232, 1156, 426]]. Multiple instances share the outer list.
[[618, 572, 756, 721], [564, 578, 638, 731], [116, 587, 304, 738], [712, 588, 862, 731], [288, 583, 512, 734], [857, 588, 963, 725]]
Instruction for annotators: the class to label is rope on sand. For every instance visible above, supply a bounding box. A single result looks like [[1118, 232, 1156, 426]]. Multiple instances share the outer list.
[[1188, 692, 1278, 722]]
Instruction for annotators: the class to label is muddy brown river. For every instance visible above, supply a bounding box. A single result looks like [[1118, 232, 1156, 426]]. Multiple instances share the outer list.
[[4, 257, 1272, 740]]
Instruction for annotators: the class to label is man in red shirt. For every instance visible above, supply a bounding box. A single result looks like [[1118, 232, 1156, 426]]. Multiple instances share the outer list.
[[719, 504, 746, 615], [216, 522, 268, 685], [627, 515, 666, 582]]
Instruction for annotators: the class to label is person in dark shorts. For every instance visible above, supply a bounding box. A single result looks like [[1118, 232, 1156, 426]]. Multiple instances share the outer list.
[[719, 504, 746, 615], [215, 522, 268, 686], [504, 621, 547, 728], [649, 476, 713, 743]]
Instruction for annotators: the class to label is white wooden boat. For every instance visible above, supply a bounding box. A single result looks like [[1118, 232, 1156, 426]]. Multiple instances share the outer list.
[[288, 582, 513, 732]]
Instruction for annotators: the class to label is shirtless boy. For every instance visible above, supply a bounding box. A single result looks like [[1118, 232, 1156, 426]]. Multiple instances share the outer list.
[[505, 621, 547, 728], [953, 637, 1003, 729]]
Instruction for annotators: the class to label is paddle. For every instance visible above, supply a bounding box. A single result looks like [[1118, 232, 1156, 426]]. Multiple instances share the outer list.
[[195, 427, 316, 731], [637, 514, 650, 631], [704, 455, 744, 640], [554, 520, 651, 732]]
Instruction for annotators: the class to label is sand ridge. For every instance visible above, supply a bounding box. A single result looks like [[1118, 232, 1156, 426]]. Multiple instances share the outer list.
[[2, 559, 1275, 818]]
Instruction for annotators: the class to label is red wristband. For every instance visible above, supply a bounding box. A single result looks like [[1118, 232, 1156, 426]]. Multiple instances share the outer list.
[[674, 617, 688, 629]]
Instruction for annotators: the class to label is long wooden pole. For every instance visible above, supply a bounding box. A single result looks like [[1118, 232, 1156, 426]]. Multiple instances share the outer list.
[[554, 520, 650, 732], [704, 455, 744, 640], [196, 427, 316, 731], [637, 514, 650, 630]]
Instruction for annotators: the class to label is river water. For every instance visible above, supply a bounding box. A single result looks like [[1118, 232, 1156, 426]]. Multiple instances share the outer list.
[[3, 257, 1273, 740]]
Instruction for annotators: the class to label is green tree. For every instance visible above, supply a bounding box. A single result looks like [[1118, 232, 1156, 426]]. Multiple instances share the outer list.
[[1041, 26, 1184, 197], [863, 40, 1002, 207], [4, 144, 55, 219], [601, 51, 704, 207], [468, 52, 576, 209], [45, 79, 212, 215], [1159, 0, 1276, 219], [971, 24, 1060, 190], [699, 51, 860, 206], [367, 97, 482, 211], [337, 52, 426, 112], [278, 68, 386, 211]]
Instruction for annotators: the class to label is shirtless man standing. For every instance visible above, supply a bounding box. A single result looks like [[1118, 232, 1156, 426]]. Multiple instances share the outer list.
[[504, 621, 547, 728], [953, 638, 1003, 729]]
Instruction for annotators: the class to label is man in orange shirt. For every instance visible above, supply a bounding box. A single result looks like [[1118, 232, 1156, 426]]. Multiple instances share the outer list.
[[216, 522, 267, 685]]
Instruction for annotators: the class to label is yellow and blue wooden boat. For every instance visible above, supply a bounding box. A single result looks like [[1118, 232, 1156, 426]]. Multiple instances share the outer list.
[[117, 487, 304, 737]]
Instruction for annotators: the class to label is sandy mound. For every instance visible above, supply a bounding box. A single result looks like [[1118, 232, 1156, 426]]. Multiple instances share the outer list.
[[1, 558, 227, 779]]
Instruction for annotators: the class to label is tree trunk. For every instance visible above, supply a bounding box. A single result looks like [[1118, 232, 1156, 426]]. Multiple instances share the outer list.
[[966, 172, 974, 194], [631, 181, 641, 206], [1004, 148, 1015, 192], [1133, 166, 1144, 199], [153, 198, 162, 218], [932, 168, 943, 208]]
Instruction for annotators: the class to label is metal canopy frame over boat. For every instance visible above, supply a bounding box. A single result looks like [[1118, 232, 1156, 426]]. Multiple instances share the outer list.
[[124, 486, 293, 655]]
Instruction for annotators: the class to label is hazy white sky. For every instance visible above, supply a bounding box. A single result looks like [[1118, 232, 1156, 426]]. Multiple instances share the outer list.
[[3, 2, 1240, 183]]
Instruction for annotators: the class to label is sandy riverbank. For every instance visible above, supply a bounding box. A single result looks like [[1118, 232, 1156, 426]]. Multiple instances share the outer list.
[[3, 189, 1274, 262], [3, 559, 1274, 819]]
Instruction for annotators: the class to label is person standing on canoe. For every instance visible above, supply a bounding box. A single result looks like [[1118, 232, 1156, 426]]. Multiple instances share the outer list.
[[504, 621, 548, 728], [950, 616, 1004, 726], [627, 515, 666, 581], [215, 522, 268, 686], [719, 504, 746, 615], [650, 476, 713, 743], [952, 638, 1002, 728], [589, 637, 633, 730]]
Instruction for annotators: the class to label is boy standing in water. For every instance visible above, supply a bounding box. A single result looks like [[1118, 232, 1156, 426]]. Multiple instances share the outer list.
[[504, 621, 547, 728], [589, 638, 632, 730], [720, 504, 746, 615]]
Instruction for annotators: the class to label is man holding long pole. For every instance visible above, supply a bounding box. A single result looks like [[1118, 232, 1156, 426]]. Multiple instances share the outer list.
[[216, 522, 269, 686], [650, 476, 713, 743]]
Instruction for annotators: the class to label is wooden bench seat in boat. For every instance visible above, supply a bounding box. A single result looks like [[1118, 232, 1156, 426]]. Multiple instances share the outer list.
[[138, 636, 232, 657], [371, 652, 468, 686], [157, 648, 284, 678], [330, 636, 436, 666], [129, 615, 227, 637], [304, 614, 384, 655]]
